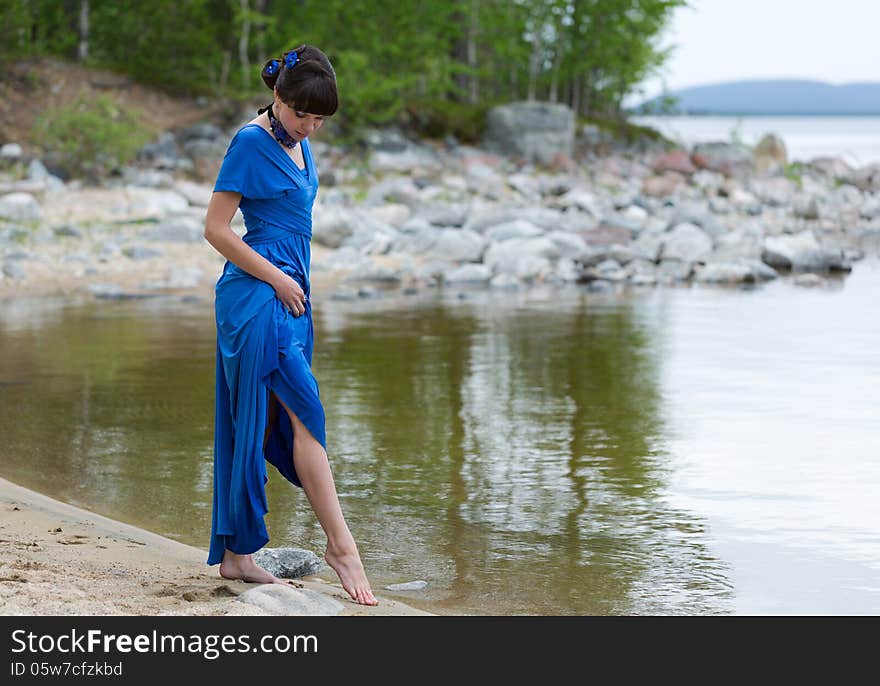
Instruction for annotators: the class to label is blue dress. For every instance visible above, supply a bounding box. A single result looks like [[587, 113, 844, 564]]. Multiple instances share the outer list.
[[207, 123, 325, 566]]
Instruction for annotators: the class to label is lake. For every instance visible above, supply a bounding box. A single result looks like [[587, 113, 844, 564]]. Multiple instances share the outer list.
[[631, 115, 880, 167], [2, 262, 878, 615]]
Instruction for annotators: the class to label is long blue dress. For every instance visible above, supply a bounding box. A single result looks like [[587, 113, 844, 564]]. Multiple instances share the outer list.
[[207, 123, 325, 566]]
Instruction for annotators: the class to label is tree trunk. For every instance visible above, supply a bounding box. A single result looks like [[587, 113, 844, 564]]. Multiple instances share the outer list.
[[527, 23, 540, 101], [467, 0, 478, 104], [239, 0, 251, 89], [255, 0, 268, 63], [78, 0, 89, 62]]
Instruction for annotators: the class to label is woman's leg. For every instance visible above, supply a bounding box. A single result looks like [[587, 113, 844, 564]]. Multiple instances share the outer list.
[[218, 395, 296, 587], [272, 393, 379, 606]]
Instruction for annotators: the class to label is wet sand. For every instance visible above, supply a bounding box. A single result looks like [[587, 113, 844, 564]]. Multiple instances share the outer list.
[[0, 476, 433, 616]]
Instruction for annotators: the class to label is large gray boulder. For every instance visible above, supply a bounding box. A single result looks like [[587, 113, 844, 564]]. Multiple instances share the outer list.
[[484, 101, 575, 164], [762, 230, 851, 272]]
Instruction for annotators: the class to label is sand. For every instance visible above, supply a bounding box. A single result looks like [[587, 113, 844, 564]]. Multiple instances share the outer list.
[[0, 476, 433, 616]]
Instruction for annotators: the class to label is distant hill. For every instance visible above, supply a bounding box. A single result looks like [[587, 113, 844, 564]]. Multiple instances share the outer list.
[[633, 79, 880, 115]]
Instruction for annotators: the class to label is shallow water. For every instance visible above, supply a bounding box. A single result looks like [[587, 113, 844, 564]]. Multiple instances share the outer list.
[[1, 263, 878, 615]]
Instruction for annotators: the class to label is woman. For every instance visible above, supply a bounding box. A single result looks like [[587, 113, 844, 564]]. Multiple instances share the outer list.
[[203, 44, 378, 606]]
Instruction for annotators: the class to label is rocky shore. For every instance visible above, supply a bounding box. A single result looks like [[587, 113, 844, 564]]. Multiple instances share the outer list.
[[2, 101, 879, 302]]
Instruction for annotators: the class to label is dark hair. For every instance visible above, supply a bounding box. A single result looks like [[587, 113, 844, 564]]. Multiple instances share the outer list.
[[260, 45, 338, 116]]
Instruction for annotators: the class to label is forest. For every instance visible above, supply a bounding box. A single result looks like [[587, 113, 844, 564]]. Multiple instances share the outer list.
[[1, 0, 683, 136]]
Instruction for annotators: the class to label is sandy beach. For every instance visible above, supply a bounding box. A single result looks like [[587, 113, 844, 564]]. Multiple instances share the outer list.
[[0, 476, 433, 616]]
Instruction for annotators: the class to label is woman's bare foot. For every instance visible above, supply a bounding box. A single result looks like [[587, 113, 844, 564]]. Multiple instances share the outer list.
[[219, 550, 296, 587], [324, 543, 379, 606]]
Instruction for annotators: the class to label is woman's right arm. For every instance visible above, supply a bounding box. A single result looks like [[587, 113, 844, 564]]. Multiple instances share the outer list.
[[203, 191, 306, 316]]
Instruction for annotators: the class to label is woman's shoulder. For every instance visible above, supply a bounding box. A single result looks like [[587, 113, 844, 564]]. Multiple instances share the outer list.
[[232, 122, 269, 143]]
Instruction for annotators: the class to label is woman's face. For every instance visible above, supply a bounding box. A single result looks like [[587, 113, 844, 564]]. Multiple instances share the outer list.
[[273, 90, 325, 141]]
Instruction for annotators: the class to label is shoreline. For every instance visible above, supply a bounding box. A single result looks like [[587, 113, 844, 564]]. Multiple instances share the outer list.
[[0, 475, 433, 616]]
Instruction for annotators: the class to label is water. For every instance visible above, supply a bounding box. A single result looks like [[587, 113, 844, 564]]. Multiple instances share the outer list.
[[631, 115, 880, 167], [1, 265, 879, 615]]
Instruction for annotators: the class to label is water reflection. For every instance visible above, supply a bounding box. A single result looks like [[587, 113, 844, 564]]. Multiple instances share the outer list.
[[0, 287, 735, 614]]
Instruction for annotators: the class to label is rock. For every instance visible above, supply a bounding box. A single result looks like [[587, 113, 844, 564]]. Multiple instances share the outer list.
[[178, 122, 224, 143], [418, 202, 470, 228], [545, 230, 588, 260], [172, 180, 214, 207], [140, 215, 204, 243], [365, 203, 411, 228], [692, 141, 754, 178], [124, 188, 190, 218], [330, 287, 359, 301], [27, 159, 50, 182], [749, 177, 797, 207], [443, 263, 492, 284], [762, 230, 847, 272], [657, 258, 692, 282], [252, 547, 325, 578], [552, 257, 580, 282], [580, 258, 627, 283], [316, 246, 373, 273], [484, 101, 575, 164], [423, 228, 486, 262], [793, 273, 826, 287], [345, 263, 403, 284], [792, 194, 821, 220], [711, 222, 764, 261], [666, 204, 726, 240], [122, 168, 174, 188], [312, 205, 358, 248], [483, 238, 555, 281], [137, 132, 179, 166], [391, 218, 438, 254], [123, 245, 163, 260], [546, 188, 601, 215], [629, 227, 664, 262], [489, 273, 521, 289], [236, 584, 344, 616], [642, 172, 686, 198], [620, 204, 649, 226], [360, 126, 411, 152], [2, 261, 26, 279], [165, 266, 205, 288], [652, 150, 696, 175], [579, 243, 636, 267], [860, 229, 880, 255], [507, 173, 541, 200], [846, 163, 880, 193], [659, 223, 714, 262], [182, 138, 227, 182], [485, 219, 544, 242], [370, 145, 440, 173], [0, 143, 23, 160], [585, 279, 614, 293], [581, 222, 635, 247], [694, 259, 778, 284], [0, 192, 42, 221], [87, 283, 146, 299], [754, 133, 787, 173], [807, 156, 852, 181], [385, 580, 428, 591]]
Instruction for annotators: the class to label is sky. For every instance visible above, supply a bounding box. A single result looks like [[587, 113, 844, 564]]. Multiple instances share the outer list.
[[628, 0, 880, 104]]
